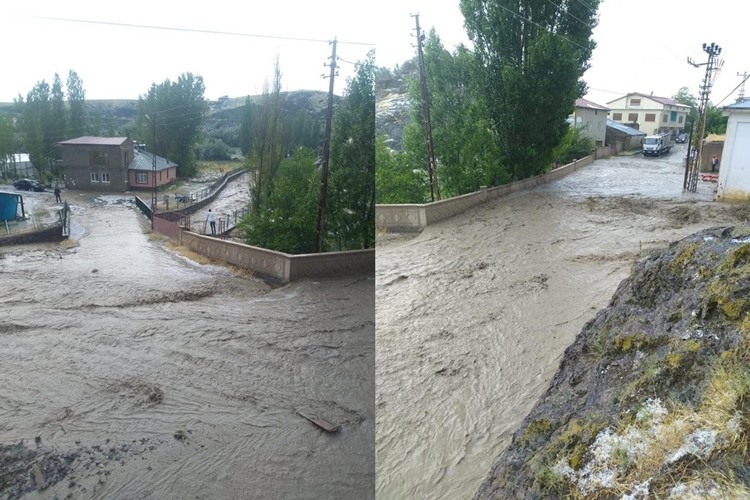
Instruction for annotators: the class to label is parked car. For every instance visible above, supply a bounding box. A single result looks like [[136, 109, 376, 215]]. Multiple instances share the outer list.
[[676, 133, 688, 143], [13, 179, 45, 192]]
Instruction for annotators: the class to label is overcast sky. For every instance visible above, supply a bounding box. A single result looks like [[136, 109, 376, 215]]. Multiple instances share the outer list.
[[3, 1, 747, 107], [2, 1, 375, 101], [373, 0, 749, 108]]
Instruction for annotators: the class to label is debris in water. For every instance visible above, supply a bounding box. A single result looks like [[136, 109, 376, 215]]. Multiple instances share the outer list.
[[173, 430, 188, 442], [296, 410, 341, 433]]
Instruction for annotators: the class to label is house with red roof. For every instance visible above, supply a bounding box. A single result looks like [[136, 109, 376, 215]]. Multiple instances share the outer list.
[[606, 93, 690, 137], [57, 137, 177, 192]]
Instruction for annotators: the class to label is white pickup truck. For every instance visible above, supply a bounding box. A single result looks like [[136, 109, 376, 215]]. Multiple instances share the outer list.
[[642, 134, 673, 156]]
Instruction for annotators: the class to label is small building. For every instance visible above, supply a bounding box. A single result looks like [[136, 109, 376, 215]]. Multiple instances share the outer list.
[[0, 154, 35, 179], [606, 120, 647, 151], [57, 136, 177, 192], [571, 98, 609, 146], [716, 100, 750, 202], [700, 134, 725, 172], [0, 191, 23, 221], [607, 93, 690, 137]]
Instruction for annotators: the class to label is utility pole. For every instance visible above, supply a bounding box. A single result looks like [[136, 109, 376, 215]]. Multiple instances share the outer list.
[[685, 42, 723, 193], [737, 71, 748, 102], [145, 114, 157, 229], [315, 37, 337, 253], [413, 13, 440, 202]]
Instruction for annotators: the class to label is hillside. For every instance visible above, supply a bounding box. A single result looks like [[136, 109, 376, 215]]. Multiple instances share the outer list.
[[476, 226, 750, 499], [0, 89, 333, 151]]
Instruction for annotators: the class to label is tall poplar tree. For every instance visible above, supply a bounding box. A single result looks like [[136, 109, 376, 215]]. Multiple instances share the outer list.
[[66, 70, 87, 138], [248, 58, 285, 210], [327, 51, 376, 250], [460, 0, 600, 179]]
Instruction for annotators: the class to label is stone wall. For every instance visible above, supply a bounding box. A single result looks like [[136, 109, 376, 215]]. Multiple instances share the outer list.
[[376, 155, 595, 233]]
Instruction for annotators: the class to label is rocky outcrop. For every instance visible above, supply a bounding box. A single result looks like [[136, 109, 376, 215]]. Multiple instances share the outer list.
[[476, 226, 750, 499]]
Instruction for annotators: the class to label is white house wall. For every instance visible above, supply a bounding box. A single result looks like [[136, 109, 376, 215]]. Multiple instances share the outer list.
[[716, 111, 750, 201], [607, 94, 688, 135]]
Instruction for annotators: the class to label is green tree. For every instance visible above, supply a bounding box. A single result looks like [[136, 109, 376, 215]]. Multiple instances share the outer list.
[[460, 0, 600, 179], [327, 51, 376, 250], [0, 116, 16, 178], [138, 72, 208, 178], [407, 30, 506, 197], [49, 73, 67, 153], [238, 97, 256, 155], [66, 70, 87, 138], [673, 86, 698, 132], [238, 146, 319, 254], [248, 58, 286, 210], [705, 105, 728, 135], [375, 133, 428, 203], [23, 80, 52, 180]]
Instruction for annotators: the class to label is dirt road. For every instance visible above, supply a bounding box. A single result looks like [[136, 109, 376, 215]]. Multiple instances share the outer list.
[[375, 147, 749, 499], [0, 189, 374, 499]]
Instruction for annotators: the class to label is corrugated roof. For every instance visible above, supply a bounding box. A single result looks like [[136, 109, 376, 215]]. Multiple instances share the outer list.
[[129, 149, 177, 172], [607, 119, 646, 136], [576, 98, 609, 111], [725, 99, 750, 110], [57, 136, 129, 146]]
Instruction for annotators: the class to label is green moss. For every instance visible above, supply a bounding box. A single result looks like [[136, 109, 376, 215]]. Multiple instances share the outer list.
[[521, 419, 554, 445], [545, 418, 606, 471], [670, 242, 701, 274], [612, 332, 657, 353]]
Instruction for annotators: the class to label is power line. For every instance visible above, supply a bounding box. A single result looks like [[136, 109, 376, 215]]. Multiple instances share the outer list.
[[714, 72, 750, 107], [490, 2, 591, 52], [30, 15, 375, 47]]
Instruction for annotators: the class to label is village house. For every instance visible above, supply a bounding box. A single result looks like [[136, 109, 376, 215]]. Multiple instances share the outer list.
[[570, 98, 609, 146], [0, 153, 35, 179], [607, 92, 690, 137], [716, 99, 750, 202], [57, 137, 177, 192]]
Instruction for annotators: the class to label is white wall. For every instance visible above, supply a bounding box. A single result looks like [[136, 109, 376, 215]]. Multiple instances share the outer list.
[[717, 109, 750, 201]]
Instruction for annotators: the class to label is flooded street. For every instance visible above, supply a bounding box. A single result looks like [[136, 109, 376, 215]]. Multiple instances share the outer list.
[[375, 147, 750, 499], [1, 188, 374, 499]]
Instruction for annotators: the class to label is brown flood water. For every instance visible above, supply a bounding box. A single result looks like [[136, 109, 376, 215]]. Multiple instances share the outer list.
[[375, 147, 749, 499], [1, 190, 374, 499]]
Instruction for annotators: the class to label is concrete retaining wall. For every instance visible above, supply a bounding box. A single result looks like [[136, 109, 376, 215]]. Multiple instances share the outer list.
[[376, 155, 595, 233], [180, 231, 373, 283]]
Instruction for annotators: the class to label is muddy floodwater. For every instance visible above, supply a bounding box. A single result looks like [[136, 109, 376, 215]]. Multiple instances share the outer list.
[[1, 189, 374, 499], [375, 147, 750, 499]]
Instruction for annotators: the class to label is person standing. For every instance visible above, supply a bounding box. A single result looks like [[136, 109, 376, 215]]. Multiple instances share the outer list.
[[54, 186, 62, 203], [711, 154, 719, 173], [207, 209, 216, 236]]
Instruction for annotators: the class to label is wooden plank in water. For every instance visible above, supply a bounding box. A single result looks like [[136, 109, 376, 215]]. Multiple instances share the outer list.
[[296, 410, 341, 433]]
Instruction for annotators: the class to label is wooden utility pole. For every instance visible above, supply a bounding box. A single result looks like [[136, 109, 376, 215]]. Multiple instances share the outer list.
[[413, 14, 440, 202], [315, 38, 337, 253], [685, 42, 723, 193]]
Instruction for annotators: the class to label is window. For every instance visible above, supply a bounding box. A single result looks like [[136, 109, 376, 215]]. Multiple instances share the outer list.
[[123, 151, 130, 167], [612, 112, 622, 120], [630, 98, 641, 106], [679, 115, 684, 123], [628, 113, 638, 122], [90, 151, 108, 167], [90, 172, 100, 182], [101, 172, 110, 183], [662, 114, 668, 122], [645, 114, 656, 122], [670, 111, 677, 121], [136, 172, 148, 184]]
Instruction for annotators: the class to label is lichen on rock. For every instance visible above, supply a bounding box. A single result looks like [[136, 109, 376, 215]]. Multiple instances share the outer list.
[[475, 226, 750, 499]]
